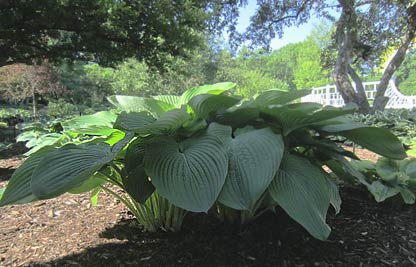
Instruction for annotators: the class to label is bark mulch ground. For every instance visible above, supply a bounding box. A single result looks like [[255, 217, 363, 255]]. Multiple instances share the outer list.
[[0, 145, 415, 267]]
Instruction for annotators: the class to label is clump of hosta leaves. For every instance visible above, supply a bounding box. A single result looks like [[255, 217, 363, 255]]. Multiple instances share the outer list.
[[352, 109, 416, 144], [349, 157, 416, 204], [0, 82, 407, 240]]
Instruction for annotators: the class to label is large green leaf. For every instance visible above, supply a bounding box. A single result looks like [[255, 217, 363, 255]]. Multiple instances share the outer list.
[[124, 138, 146, 173], [262, 106, 354, 135], [285, 102, 323, 113], [63, 111, 117, 130], [114, 111, 155, 131], [122, 138, 155, 204], [206, 122, 233, 144], [400, 158, 416, 177], [325, 153, 371, 186], [153, 95, 181, 108], [314, 117, 366, 133], [68, 172, 107, 194], [368, 180, 400, 202], [143, 134, 228, 212], [289, 130, 358, 159], [269, 154, 332, 240], [255, 89, 311, 107], [22, 133, 63, 156], [107, 95, 173, 117], [0, 146, 55, 206], [122, 165, 155, 204], [375, 157, 399, 183], [180, 82, 236, 105], [218, 128, 284, 210], [133, 107, 191, 136], [326, 178, 341, 214], [216, 106, 260, 128], [31, 143, 117, 199], [399, 188, 415, 204], [340, 127, 406, 160], [189, 94, 241, 120]]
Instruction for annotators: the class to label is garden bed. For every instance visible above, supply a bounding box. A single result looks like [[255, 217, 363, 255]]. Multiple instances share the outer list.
[[0, 148, 415, 267]]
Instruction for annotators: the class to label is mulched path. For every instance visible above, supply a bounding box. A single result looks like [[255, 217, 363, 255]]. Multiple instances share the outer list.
[[0, 146, 415, 267]]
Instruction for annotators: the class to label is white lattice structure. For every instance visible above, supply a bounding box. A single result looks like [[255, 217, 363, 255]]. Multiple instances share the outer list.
[[301, 80, 416, 109]]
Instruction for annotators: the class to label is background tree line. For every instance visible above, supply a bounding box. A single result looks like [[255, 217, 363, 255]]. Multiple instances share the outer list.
[[0, 0, 415, 116]]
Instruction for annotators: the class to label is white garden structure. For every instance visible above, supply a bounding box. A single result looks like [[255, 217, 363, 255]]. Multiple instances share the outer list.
[[301, 80, 416, 109]]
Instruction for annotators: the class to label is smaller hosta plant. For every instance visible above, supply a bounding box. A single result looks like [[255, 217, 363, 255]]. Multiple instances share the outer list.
[[0, 82, 407, 240], [350, 157, 416, 204]]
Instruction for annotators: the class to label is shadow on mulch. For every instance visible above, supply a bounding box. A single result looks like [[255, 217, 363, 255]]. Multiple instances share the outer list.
[[0, 142, 28, 158], [27, 186, 416, 267], [0, 167, 15, 181]]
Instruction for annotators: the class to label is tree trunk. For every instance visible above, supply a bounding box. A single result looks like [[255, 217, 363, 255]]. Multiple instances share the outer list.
[[371, 2, 416, 113], [32, 87, 37, 119], [371, 35, 415, 112], [348, 65, 370, 113], [333, 0, 370, 114]]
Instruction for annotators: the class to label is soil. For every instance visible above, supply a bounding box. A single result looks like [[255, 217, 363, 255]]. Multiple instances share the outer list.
[[0, 146, 415, 267]]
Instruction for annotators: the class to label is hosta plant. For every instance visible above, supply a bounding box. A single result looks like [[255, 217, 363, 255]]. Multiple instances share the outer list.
[[349, 157, 416, 204], [0, 82, 406, 240]]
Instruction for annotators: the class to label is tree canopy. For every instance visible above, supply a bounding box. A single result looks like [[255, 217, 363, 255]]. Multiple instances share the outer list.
[[233, 0, 416, 113], [0, 0, 242, 68]]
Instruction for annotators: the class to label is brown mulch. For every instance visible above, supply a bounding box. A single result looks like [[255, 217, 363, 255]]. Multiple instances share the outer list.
[[0, 147, 415, 267]]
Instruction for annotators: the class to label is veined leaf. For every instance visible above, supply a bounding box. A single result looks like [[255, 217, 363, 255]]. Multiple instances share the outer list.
[[262, 106, 354, 135], [114, 111, 155, 131], [68, 172, 107, 194], [189, 94, 241, 120], [31, 143, 116, 199], [178, 118, 208, 137], [180, 82, 236, 105], [67, 126, 117, 137], [285, 102, 323, 114], [289, 130, 358, 159], [218, 128, 284, 211], [326, 178, 341, 214], [314, 116, 365, 133], [341, 127, 406, 160], [30, 133, 134, 200], [153, 95, 181, 108], [269, 154, 332, 240], [22, 133, 62, 156], [107, 95, 173, 117], [0, 146, 55, 206], [255, 89, 311, 106], [216, 106, 260, 128], [143, 134, 228, 212], [122, 137, 155, 204], [206, 122, 233, 145], [133, 107, 191, 136], [63, 111, 117, 130]]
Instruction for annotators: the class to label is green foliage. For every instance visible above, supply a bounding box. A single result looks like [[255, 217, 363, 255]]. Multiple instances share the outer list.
[[350, 157, 416, 204], [47, 99, 78, 117], [1, 82, 406, 239], [0, 1, 241, 68], [396, 50, 416, 96], [0, 108, 32, 123], [352, 109, 416, 144]]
